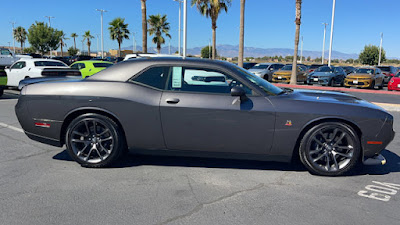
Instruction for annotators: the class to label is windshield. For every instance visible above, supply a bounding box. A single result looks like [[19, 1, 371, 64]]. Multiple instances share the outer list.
[[310, 65, 323, 69], [251, 64, 270, 69], [377, 66, 390, 72], [34, 61, 67, 67], [281, 65, 292, 71], [356, 68, 374, 74], [395, 72, 400, 78], [315, 66, 334, 72], [233, 65, 283, 96]]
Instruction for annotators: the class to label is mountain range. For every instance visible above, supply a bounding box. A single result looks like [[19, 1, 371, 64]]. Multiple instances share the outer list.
[[122, 44, 359, 60]]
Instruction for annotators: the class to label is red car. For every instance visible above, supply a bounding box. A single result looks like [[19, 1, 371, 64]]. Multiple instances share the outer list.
[[388, 72, 400, 91]]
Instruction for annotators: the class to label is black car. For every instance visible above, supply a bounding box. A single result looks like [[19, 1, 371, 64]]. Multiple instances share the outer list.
[[242, 62, 257, 70], [69, 55, 94, 65], [51, 56, 72, 65], [15, 58, 394, 176], [377, 66, 398, 84], [308, 64, 326, 74]]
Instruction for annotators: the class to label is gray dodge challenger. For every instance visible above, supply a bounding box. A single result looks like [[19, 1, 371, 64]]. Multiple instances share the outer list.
[[15, 58, 395, 176]]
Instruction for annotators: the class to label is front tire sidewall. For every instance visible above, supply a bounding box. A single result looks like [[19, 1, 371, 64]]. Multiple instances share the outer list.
[[299, 122, 361, 176], [65, 113, 125, 168]]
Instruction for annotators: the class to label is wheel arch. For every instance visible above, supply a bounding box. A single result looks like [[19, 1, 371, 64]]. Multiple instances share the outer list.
[[291, 117, 363, 162], [60, 107, 127, 146]]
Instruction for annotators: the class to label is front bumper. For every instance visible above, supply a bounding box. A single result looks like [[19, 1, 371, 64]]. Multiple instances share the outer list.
[[308, 77, 329, 85], [388, 82, 400, 91], [344, 78, 373, 88], [272, 75, 291, 83]]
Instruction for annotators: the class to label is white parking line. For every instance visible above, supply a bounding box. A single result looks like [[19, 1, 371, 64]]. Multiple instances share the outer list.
[[0, 122, 24, 133]]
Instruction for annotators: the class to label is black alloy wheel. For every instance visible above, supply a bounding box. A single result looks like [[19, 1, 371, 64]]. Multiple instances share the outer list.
[[299, 122, 360, 176], [65, 113, 126, 168]]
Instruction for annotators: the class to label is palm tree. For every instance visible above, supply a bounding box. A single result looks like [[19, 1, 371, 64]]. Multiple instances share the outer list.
[[83, 31, 94, 56], [109, 17, 130, 57], [71, 33, 78, 50], [141, 0, 148, 53], [148, 14, 171, 54], [191, 0, 231, 59], [13, 26, 27, 53], [238, 0, 245, 67], [290, 0, 302, 84], [59, 31, 69, 57]]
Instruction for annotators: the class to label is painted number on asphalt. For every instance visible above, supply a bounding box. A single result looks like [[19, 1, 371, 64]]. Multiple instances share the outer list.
[[358, 181, 400, 202]]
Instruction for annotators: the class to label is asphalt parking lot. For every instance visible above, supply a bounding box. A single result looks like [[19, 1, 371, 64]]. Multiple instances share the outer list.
[[0, 90, 399, 225]]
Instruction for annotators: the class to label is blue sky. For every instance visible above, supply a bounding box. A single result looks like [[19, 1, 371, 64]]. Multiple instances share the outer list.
[[0, 0, 399, 57]]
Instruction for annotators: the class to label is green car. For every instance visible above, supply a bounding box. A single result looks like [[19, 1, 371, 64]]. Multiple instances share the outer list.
[[0, 69, 7, 97], [70, 61, 114, 78]]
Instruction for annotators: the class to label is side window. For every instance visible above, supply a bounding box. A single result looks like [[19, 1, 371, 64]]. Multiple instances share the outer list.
[[79, 63, 86, 69], [130, 66, 170, 90], [1, 49, 11, 55], [167, 67, 253, 95], [11, 61, 26, 69]]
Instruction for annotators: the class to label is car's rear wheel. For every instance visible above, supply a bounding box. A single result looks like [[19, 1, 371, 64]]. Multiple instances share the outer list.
[[0, 88, 3, 97], [299, 122, 360, 176], [370, 80, 375, 89], [65, 113, 126, 168]]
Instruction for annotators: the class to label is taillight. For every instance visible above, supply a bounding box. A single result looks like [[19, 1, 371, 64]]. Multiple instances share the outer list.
[[41, 71, 59, 76]]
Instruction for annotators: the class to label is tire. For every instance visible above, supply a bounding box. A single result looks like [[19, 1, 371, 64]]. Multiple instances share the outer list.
[[65, 113, 126, 168], [379, 81, 384, 90], [299, 122, 361, 176], [328, 78, 334, 87], [370, 81, 375, 89], [0, 88, 3, 97]]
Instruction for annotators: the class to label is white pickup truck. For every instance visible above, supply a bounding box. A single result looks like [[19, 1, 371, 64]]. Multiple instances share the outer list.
[[0, 48, 32, 68]]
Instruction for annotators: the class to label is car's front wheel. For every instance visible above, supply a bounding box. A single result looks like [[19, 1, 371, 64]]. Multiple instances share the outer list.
[[299, 122, 360, 176], [65, 113, 126, 168]]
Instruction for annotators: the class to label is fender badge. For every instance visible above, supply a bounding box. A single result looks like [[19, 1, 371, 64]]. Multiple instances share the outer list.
[[285, 120, 293, 126]]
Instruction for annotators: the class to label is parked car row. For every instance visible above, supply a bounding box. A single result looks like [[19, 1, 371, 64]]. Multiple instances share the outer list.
[[246, 63, 400, 91]]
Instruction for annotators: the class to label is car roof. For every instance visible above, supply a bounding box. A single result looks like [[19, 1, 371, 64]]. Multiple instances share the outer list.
[[87, 57, 237, 82], [17, 58, 64, 63]]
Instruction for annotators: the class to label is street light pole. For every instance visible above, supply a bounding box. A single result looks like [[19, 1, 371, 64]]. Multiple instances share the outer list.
[[300, 36, 303, 63], [322, 23, 328, 64], [328, 0, 336, 67], [10, 22, 16, 53], [132, 32, 136, 52], [44, 16, 55, 27], [174, 0, 182, 56], [96, 9, 107, 59], [96, 34, 100, 56], [183, 0, 187, 59], [378, 32, 383, 66]]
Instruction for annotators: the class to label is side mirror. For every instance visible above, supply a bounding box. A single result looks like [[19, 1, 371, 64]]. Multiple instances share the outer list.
[[231, 86, 248, 102], [5, 66, 9, 69]]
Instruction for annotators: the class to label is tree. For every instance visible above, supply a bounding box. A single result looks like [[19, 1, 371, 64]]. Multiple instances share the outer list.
[[59, 31, 69, 57], [67, 47, 78, 56], [13, 26, 27, 53], [23, 47, 36, 54], [191, 0, 232, 59], [109, 17, 130, 57], [201, 45, 216, 58], [359, 45, 385, 65], [71, 33, 78, 50], [83, 31, 94, 56], [290, 0, 302, 85], [238, 0, 245, 67], [141, 0, 148, 53], [148, 14, 171, 54], [27, 22, 62, 55]]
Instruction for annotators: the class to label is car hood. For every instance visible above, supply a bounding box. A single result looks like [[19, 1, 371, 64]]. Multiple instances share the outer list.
[[346, 73, 373, 79], [311, 72, 334, 77], [289, 89, 383, 110], [274, 71, 292, 76], [248, 69, 266, 73]]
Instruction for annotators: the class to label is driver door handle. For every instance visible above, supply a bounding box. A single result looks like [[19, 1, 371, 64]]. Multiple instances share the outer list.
[[166, 98, 180, 104]]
